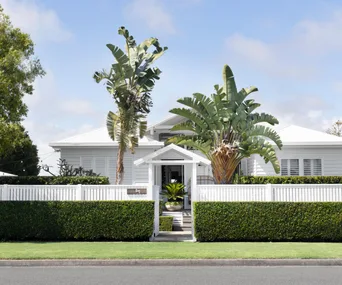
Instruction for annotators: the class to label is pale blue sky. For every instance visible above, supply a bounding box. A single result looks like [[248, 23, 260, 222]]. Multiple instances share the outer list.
[[1, 0, 342, 172]]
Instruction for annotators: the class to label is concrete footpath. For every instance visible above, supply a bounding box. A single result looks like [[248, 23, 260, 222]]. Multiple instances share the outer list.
[[2, 259, 342, 267]]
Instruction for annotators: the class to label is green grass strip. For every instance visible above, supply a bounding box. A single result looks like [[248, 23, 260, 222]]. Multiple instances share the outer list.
[[1, 242, 342, 259]]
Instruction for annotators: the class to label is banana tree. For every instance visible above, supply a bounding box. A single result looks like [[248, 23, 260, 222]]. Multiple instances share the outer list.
[[167, 64, 283, 184], [94, 27, 167, 184]]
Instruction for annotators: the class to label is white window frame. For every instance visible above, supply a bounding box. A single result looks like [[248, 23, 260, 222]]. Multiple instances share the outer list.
[[278, 156, 324, 176], [303, 158, 323, 176], [280, 158, 300, 176]]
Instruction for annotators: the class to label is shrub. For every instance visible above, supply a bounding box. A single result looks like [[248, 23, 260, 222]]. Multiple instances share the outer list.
[[0, 201, 154, 241], [194, 202, 342, 242], [0, 176, 110, 185], [234, 176, 342, 184], [159, 216, 173, 231]]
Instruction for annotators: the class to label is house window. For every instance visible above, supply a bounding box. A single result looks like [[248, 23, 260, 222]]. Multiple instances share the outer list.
[[159, 133, 181, 142], [304, 159, 322, 176], [281, 159, 299, 176]]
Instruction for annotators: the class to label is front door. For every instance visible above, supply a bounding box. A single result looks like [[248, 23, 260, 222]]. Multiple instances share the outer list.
[[161, 165, 184, 186]]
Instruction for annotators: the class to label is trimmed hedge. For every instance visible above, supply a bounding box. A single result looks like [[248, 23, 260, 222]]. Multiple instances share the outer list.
[[194, 202, 342, 242], [159, 216, 173, 231], [234, 176, 342, 184], [0, 176, 109, 185], [0, 201, 154, 241]]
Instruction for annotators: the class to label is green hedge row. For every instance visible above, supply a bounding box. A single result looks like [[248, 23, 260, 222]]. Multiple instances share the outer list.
[[234, 176, 342, 184], [159, 216, 173, 231], [194, 202, 342, 242], [0, 201, 154, 241], [0, 176, 109, 185]]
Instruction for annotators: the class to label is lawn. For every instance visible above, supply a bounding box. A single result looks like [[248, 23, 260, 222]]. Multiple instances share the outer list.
[[1, 242, 342, 259]]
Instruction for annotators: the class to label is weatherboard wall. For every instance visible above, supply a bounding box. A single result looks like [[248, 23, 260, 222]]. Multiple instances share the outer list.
[[249, 146, 342, 176], [60, 147, 158, 184]]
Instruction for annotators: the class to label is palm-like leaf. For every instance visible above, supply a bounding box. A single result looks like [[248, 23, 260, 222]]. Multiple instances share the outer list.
[[94, 27, 167, 184], [167, 64, 283, 184]]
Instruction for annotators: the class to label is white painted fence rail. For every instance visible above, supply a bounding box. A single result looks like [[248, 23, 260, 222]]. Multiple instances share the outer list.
[[198, 184, 342, 202], [0, 184, 150, 201]]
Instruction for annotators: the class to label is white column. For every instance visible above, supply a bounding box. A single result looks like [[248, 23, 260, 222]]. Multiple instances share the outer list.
[[154, 186, 160, 237], [191, 162, 197, 241], [148, 163, 154, 200]]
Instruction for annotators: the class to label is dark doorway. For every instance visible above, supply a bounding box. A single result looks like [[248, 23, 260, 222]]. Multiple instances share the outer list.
[[161, 165, 184, 186]]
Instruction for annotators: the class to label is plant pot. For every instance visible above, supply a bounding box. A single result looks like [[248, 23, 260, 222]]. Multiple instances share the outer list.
[[165, 201, 183, 211]]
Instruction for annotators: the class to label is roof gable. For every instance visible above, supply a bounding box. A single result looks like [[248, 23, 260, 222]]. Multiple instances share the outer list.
[[134, 144, 211, 166], [147, 114, 186, 130]]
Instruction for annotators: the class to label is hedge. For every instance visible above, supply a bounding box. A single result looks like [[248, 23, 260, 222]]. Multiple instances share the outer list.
[[159, 216, 173, 231], [233, 176, 342, 184], [0, 176, 109, 185], [0, 201, 154, 241], [194, 202, 342, 242]]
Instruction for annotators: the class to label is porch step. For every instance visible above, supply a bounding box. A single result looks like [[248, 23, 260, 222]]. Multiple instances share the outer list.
[[183, 216, 192, 222], [173, 217, 192, 231], [153, 231, 193, 242], [173, 225, 191, 231]]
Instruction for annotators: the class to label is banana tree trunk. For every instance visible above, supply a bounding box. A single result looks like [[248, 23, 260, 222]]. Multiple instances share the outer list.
[[115, 144, 124, 184], [210, 146, 239, 184]]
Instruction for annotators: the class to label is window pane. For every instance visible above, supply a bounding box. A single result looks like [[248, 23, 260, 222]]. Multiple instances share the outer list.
[[281, 159, 288, 176], [312, 159, 322, 175], [290, 159, 299, 176], [304, 159, 311, 176], [303, 159, 322, 176]]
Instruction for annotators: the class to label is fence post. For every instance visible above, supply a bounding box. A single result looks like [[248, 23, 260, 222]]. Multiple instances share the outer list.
[[150, 186, 159, 241], [154, 186, 159, 236], [266, 184, 273, 201], [76, 184, 84, 201], [2, 184, 9, 201]]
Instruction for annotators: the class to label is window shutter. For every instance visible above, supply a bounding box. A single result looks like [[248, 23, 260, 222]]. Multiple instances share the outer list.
[[289, 159, 299, 176], [304, 159, 311, 176], [312, 159, 322, 175], [303, 159, 322, 176], [95, 157, 106, 176], [281, 159, 288, 176]]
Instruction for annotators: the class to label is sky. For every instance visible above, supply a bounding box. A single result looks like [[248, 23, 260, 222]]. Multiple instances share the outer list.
[[1, 0, 342, 174]]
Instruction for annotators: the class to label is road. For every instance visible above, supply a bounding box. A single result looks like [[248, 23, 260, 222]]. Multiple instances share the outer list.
[[1, 266, 342, 285]]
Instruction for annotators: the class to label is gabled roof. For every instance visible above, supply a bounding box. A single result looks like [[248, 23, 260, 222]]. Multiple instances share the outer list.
[[273, 125, 342, 146], [49, 127, 164, 148], [134, 143, 211, 166], [147, 114, 186, 130]]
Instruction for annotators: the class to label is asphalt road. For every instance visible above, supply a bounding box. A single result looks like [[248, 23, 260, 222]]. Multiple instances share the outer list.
[[2, 266, 342, 285]]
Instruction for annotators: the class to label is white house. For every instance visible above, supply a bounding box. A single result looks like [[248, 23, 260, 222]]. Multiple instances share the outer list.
[[49, 115, 342, 187]]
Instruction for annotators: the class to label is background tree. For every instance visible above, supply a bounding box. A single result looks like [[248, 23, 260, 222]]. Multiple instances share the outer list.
[[57, 159, 100, 176], [41, 159, 100, 176], [168, 64, 283, 184], [326, 121, 342, 137], [94, 27, 167, 184], [0, 5, 45, 155], [0, 126, 40, 176]]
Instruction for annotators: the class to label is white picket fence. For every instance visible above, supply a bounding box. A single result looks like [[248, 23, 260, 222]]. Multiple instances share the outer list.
[[0, 184, 150, 201], [2, 183, 342, 203], [197, 184, 342, 202]]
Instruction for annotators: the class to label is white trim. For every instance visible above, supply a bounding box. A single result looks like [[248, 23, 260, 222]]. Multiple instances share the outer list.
[[49, 142, 164, 148], [134, 144, 211, 166], [270, 142, 342, 146], [145, 160, 201, 165]]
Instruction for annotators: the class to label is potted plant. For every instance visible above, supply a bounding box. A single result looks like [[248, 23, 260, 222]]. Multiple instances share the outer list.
[[161, 182, 187, 211]]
